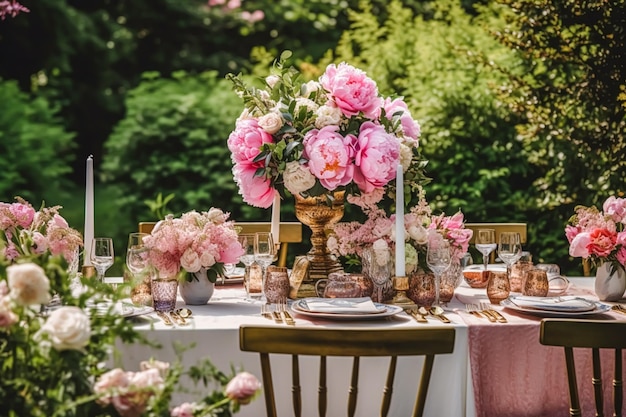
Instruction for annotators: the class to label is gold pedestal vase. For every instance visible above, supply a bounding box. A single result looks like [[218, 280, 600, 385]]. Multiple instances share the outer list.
[[294, 191, 345, 297]]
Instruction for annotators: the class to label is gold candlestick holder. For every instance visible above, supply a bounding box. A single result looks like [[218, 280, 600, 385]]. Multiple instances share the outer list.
[[391, 276, 416, 308]]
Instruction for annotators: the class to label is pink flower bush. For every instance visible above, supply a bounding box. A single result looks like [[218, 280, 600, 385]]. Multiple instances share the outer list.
[[227, 54, 424, 209], [143, 208, 244, 281], [0, 198, 83, 267], [566, 196, 626, 273]]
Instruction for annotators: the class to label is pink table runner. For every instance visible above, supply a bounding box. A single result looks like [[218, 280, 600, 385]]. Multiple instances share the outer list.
[[454, 280, 626, 417]]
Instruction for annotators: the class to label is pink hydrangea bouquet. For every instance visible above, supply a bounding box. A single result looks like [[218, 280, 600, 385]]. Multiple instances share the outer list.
[[328, 193, 473, 274], [565, 196, 626, 274], [143, 208, 244, 282], [227, 51, 426, 209]]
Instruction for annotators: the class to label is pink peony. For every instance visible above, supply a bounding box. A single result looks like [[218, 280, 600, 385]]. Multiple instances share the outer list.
[[225, 371, 261, 405], [227, 118, 274, 165], [9, 203, 35, 228], [303, 125, 354, 190], [233, 164, 276, 208], [587, 228, 617, 258], [383, 97, 421, 141], [171, 402, 196, 417], [569, 232, 591, 258], [603, 196, 626, 224], [352, 122, 400, 193], [320, 62, 383, 119]]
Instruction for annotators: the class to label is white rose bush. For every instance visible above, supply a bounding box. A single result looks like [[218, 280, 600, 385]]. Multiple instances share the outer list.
[[0, 198, 260, 417]]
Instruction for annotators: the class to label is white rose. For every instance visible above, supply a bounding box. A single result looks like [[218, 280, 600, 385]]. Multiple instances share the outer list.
[[180, 248, 202, 273], [315, 105, 343, 128], [258, 112, 283, 134], [408, 225, 429, 245], [265, 74, 280, 88], [399, 143, 412, 171], [372, 239, 390, 267], [199, 251, 216, 268], [7, 263, 50, 306], [40, 306, 90, 351], [303, 80, 321, 97], [283, 161, 316, 195], [294, 97, 318, 115]]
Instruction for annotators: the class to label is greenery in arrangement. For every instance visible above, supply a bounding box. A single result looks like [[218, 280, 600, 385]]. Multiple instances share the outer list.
[[0, 198, 260, 416]]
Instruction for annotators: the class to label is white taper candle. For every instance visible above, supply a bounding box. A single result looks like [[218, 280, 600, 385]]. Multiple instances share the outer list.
[[83, 155, 94, 266], [270, 193, 281, 245], [395, 164, 405, 276]]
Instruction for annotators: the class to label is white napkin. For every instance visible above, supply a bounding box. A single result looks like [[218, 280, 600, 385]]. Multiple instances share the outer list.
[[300, 297, 383, 314], [509, 295, 596, 312]]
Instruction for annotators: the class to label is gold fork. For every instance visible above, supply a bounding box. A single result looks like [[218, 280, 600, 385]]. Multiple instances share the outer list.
[[278, 299, 296, 325], [465, 303, 485, 319], [260, 304, 273, 320], [480, 302, 507, 323], [611, 305, 626, 315]]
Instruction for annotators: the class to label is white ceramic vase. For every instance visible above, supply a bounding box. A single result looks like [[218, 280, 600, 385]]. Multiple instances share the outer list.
[[594, 262, 626, 301], [179, 268, 215, 305]]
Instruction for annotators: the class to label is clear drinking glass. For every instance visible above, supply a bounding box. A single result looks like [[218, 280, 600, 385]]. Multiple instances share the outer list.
[[426, 238, 452, 306], [362, 246, 392, 303], [475, 229, 496, 270], [126, 232, 149, 276], [497, 232, 523, 280], [238, 234, 257, 297], [91, 237, 114, 283], [254, 232, 276, 299]]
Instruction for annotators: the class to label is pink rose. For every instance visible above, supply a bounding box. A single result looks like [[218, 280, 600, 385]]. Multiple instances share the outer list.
[[9, 202, 35, 228], [587, 228, 617, 258], [227, 118, 274, 165], [320, 62, 383, 119], [303, 125, 354, 190], [564, 225, 580, 243], [94, 368, 130, 402], [352, 122, 400, 193], [225, 371, 261, 405], [569, 232, 591, 257]]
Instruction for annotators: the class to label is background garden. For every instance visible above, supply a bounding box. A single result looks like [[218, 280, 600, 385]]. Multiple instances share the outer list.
[[0, 0, 624, 275]]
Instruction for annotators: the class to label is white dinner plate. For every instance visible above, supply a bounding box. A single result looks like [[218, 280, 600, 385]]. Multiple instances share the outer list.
[[291, 300, 403, 321], [501, 298, 611, 318]]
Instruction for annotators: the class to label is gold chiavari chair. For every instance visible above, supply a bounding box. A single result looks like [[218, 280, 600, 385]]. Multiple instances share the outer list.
[[539, 319, 626, 417], [239, 325, 456, 417]]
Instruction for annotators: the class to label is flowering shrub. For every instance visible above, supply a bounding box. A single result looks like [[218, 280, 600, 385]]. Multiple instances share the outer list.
[[227, 51, 427, 209], [143, 208, 244, 282], [566, 196, 626, 274], [0, 199, 259, 416], [328, 193, 473, 274]]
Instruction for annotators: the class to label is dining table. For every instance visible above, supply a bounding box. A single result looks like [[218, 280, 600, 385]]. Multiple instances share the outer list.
[[115, 274, 626, 417]]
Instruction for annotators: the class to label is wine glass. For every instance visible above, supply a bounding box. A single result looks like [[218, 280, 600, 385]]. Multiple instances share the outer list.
[[497, 232, 523, 280], [91, 237, 114, 283], [475, 229, 496, 270], [126, 232, 149, 276], [426, 238, 452, 306], [362, 246, 391, 303], [254, 232, 276, 299], [238, 234, 257, 297]]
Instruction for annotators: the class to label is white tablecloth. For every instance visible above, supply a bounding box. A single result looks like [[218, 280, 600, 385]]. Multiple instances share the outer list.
[[116, 285, 471, 417]]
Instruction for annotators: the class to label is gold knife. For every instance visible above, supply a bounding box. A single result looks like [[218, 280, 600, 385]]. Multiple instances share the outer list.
[[155, 311, 174, 326], [169, 310, 187, 326]]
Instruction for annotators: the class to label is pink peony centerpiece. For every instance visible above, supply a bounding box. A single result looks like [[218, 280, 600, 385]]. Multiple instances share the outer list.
[[226, 51, 425, 209], [565, 196, 626, 275], [143, 208, 244, 282]]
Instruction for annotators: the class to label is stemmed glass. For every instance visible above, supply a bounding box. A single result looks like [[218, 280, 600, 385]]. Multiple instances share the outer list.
[[254, 232, 276, 298], [238, 234, 256, 296], [475, 229, 496, 270], [126, 232, 149, 277], [91, 237, 114, 283], [363, 247, 391, 303], [497, 232, 523, 280], [426, 238, 452, 306]]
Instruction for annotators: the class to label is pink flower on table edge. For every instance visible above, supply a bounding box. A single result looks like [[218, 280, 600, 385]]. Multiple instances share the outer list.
[[566, 196, 626, 272], [225, 371, 262, 405]]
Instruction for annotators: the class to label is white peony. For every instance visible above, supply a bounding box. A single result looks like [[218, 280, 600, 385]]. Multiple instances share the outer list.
[[283, 161, 316, 195], [40, 306, 91, 351], [7, 263, 50, 306], [408, 225, 429, 245], [315, 104, 343, 128]]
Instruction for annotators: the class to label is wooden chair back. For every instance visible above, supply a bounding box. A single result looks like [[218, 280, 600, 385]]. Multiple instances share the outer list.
[[539, 319, 626, 417], [239, 325, 456, 417], [464, 223, 528, 263], [138, 221, 302, 268]]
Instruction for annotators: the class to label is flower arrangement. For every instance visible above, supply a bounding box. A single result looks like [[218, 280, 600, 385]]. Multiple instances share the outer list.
[[143, 208, 244, 282], [226, 51, 427, 209], [328, 193, 473, 274], [565, 196, 626, 274], [0, 199, 260, 417]]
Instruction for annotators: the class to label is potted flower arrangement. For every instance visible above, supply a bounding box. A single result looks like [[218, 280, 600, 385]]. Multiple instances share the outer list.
[[143, 208, 244, 304], [0, 198, 260, 416], [227, 51, 428, 281], [566, 195, 626, 301]]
